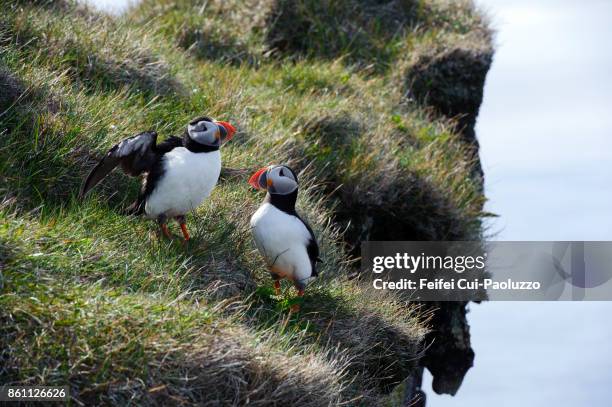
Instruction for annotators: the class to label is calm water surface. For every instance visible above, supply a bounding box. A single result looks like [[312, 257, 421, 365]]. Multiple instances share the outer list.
[[427, 0, 612, 406]]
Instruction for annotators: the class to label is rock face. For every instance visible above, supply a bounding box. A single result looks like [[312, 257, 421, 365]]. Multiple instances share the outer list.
[[407, 44, 494, 182], [408, 47, 493, 145], [405, 40, 493, 399], [422, 301, 476, 395]]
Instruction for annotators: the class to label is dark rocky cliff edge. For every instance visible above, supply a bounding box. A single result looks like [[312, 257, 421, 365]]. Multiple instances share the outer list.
[[403, 22, 493, 401], [265, 0, 494, 401], [1, 0, 491, 405]]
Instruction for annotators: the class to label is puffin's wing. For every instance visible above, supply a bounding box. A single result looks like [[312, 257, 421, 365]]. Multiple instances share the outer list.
[[306, 236, 321, 277], [155, 135, 183, 153], [79, 131, 158, 198], [296, 214, 321, 277]]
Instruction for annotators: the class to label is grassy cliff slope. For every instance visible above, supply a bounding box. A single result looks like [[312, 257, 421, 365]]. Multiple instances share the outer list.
[[1, 0, 491, 404]]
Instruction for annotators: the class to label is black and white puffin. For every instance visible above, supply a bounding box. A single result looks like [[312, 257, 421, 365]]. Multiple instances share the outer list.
[[80, 116, 236, 241], [248, 165, 321, 311]]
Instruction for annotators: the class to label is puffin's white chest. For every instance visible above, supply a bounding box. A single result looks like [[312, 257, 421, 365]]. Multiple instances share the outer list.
[[145, 148, 221, 218], [250, 203, 312, 283]]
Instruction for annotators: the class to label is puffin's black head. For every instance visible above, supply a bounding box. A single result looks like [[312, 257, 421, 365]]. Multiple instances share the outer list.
[[248, 165, 298, 195], [186, 116, 236, 147]]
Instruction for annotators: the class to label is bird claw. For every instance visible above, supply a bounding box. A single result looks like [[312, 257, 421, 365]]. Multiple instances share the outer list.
[[290, 289, 305, 313], [160, 224, 172, 240], [179, 223, 190, 241]]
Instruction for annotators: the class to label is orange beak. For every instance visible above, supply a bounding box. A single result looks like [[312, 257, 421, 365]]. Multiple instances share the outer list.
[[248, 167, 268, 190], [215, 121, 236, 142]]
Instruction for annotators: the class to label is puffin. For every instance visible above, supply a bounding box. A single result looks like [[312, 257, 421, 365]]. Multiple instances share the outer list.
[[248, 165, 321, 311], [80, 116, 236, 241]]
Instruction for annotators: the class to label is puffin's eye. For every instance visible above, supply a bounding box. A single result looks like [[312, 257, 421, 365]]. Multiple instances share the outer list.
[[279, 168, 285, 177]]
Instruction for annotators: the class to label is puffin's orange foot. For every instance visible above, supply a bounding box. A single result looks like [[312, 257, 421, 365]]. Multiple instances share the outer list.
[[290, 288, 305, 312], [180, 223, 190, 242], [274, 280, 281, 296], [160, 223, 171, 239], [176, 216, 190, 242]]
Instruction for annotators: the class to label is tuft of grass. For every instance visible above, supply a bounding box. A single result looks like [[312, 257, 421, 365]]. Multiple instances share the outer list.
[[0, 276, 352, 405], [1, 0, 492, 403]]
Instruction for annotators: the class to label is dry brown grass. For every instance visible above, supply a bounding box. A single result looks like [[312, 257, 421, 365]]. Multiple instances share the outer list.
[[0, 280, 353, 406]]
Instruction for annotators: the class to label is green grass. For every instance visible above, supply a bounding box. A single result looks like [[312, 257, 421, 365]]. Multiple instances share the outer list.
[[1, 0, 491, 404]]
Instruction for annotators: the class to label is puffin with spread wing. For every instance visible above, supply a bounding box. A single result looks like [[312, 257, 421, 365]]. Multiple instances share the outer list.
[[80, 116, 236, 241]]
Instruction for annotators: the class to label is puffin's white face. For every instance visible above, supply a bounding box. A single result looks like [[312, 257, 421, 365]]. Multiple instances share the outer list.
[[249, 165, 298, 195], [187, 117, 236, 147]]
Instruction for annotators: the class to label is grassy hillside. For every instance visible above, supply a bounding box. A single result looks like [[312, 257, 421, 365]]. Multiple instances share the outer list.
[[0, 0, 491, 404]]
